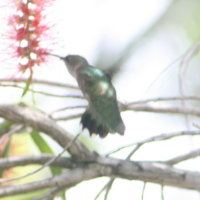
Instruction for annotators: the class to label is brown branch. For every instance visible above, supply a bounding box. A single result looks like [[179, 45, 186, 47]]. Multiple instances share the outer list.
[[0, 133, 80, 184], [0, 83, 84, 99], [0, 104, 95, 160], [50, 105, 86, 115], [1, 104, 200, 198], [165, 148, 200, 165], [106, 130, 200, 156], [127, 95, 200, 106], [96, 157, 200, 191], [124, 104, 200, 117], [31, 186, 66, 200], [0, 166, 101, 198], [0, 155, 73, 170], [141, 182, 147, 200], [55, 113, 82, 121], [0, 157, 200, 198], [0, 78, 78, 90], [0, 124, 23, 145]]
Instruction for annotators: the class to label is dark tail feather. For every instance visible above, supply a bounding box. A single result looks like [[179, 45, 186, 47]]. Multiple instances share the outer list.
[[81, 111, 108, 138]]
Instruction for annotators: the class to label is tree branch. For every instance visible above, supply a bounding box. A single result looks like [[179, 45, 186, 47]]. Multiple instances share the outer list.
[[106, 129, 200, 156], [31, 186, 66, 200], [0, 166, 100, 197], [0, 104, 95, 160], [0, 83, 84, 99], [0, 78, 78, 90], [0, 154, 73, 170], [125, 104, 200, 117], [1, 104, 200, 198], [165, 148, 200, 165], [96, 157, 200, 191], [127, 95, 200, 106], [0, 157, 200, 197]]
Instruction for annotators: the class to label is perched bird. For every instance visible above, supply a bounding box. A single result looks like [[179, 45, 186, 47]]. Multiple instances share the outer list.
[[52, 54, 125, 137]]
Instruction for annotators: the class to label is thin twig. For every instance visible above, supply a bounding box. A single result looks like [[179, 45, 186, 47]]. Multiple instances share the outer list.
[[99, 145, 142, 199], [178, 41, 200, 127], [0, 154, 74, 170], [55, 113, 82, 121], [178, 41, 200, 97], [0, 133, 80, 183], [127, 96, 200, 106], [165, 148, 200, 165], [161, 185, 164, 200], [0, 124, 24, 145], [141, 182, 147, 200], [133, 148, 200, 165], [125, 104, 200, 117], [31, 186, 66, 200], [144, 54, 184, 97], [125, 144, 143, 160], [104, 178, 115, 200], [102, 142, 144, 199], [0, 78, 78, 90], [106, 130, 200, 156], [50, 105, 86, 115], [0, 83, 84, 99], [94, 179, 114, 200]]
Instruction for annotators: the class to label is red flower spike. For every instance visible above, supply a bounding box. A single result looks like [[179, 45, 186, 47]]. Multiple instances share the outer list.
[[7, 0, 54, 78]]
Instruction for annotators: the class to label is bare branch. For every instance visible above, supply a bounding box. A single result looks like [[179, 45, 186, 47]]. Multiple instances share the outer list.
[[0, 154, 73, 169], [0, 133, 80, 183], [94, 179, 110, 200], [50, 105, 86, 115], [104, 178, 115, 200], [0, 83, 84, 99], [178, 41, 200, 97], [0, 78, 78, 90], [161, 185, 164, 200], [1, 104, 200, 198], [1, 158, 200, 197], [0, 166, 101, 198], [31, 186, 66, 200], [95, 157, 200, 191], [55, 113, 82, 121], [124, 104, 200, 117], [141, 182, 147, 200], [127, 95, 200, 106], [0, 104, 95, 160], [0, 124, 23, 145], [106, 130, 200, 156], [165, 148, 200, 165]]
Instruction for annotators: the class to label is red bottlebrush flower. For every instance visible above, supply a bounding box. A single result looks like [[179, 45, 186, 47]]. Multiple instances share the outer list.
[[7, 0, 54, 78]]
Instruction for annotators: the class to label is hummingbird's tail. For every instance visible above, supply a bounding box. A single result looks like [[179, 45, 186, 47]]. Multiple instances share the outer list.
[[81, 110, 109, 138]]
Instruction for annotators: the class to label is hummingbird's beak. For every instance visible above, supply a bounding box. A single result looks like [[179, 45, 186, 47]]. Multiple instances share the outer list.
[[44, 52, 65, 60]]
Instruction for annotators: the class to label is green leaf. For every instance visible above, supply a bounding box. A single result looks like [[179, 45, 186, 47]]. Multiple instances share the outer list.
[[0, 137, 12, 177], [30, 130, 62, 175], [21, 77, 31, 97], [2, 137, 12, 157], [0, 121, 13, 135], [60, 190, 67, 200]]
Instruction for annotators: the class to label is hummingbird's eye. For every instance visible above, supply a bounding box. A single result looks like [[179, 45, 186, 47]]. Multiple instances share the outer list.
[[66, 56, 73, 64]]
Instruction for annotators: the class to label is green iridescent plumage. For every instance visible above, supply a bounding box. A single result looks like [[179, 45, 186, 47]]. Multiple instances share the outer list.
[[62, 55, 125, 138]]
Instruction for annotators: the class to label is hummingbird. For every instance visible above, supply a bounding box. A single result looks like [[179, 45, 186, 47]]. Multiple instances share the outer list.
[[51, 54, 125, 138]]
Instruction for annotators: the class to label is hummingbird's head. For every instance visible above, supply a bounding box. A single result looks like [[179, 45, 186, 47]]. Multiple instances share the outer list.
[[63, 55, 89, 78]]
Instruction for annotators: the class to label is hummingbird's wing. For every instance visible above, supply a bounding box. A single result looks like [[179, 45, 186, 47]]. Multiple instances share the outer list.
[[77, 68, 125, 137]]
